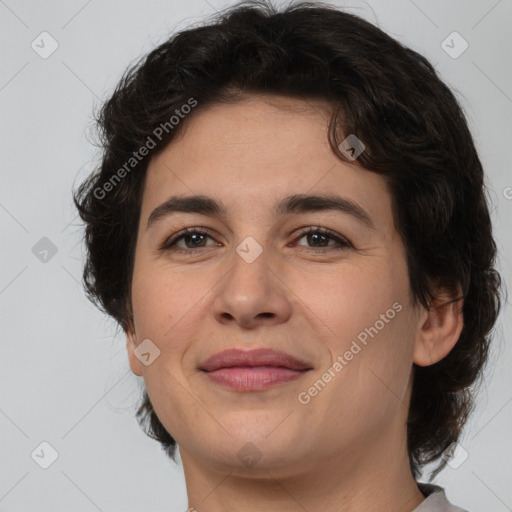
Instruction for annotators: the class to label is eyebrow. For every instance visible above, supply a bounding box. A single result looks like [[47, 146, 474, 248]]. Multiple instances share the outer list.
[[146, 193, 376, 231]]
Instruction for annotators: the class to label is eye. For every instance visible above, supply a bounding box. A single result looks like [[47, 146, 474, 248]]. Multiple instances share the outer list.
[[160, 227, 220, 253], [160, 226, 353, 254], [292, 227, 353, 251]]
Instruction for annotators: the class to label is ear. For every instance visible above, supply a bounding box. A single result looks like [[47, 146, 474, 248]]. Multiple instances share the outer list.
[[124, 301, 143, 376], [126, 331, 143, 377], [413, 283, 464, 367]]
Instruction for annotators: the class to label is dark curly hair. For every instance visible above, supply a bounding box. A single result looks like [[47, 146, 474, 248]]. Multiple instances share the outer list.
[[73, 0, 503, 481]]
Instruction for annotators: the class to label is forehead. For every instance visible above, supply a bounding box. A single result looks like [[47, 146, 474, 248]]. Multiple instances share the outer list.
[[142, 96, 395, 235]]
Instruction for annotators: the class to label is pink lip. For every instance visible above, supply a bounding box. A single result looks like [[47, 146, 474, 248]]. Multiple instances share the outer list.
[[204, 367, 308, 391], [199, 348, 312, 391]]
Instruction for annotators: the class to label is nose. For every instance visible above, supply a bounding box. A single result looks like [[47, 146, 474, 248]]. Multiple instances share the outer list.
[[211, 245, 292, 330]]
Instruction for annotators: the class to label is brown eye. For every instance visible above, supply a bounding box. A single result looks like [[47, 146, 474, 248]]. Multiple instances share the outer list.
[[294, 227, 353, 251], [161, 228, 220, 252], [160, 226, 353, 254]]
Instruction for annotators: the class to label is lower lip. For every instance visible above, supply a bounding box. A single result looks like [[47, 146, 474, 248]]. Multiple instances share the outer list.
[[202, 366, 309, 391]]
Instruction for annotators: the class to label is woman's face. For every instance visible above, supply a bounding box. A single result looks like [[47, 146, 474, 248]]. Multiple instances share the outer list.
[[126, 95, 425, 477]]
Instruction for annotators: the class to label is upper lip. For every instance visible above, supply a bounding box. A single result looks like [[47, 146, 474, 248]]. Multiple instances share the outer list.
[[199, 348, 313, 372]]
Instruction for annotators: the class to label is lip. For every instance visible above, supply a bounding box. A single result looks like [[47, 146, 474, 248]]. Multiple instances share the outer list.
[[199, 348, 313, 391], [199, 348, 312, 371]]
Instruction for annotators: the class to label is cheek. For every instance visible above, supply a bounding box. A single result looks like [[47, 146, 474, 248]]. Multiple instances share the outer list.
[[131, 276, 173, 338], [130, 253, 197, 337], [129, 264, 198, 432], [305, 257, 407, 339], [130, 258, 211, 377], [314, 253, 413, 389]]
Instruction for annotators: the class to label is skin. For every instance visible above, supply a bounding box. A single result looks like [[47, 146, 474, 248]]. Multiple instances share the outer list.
[[125, 95, 464, 512]]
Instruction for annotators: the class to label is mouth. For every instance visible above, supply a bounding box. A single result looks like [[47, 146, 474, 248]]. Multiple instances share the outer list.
[[199, 348, 313, 392]]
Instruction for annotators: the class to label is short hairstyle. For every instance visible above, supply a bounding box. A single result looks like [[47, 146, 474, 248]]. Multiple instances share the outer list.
[[73, 0, 503, 480]]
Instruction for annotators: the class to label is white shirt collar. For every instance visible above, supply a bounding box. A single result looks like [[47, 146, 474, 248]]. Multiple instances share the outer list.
[[414, 483, 469, 512]]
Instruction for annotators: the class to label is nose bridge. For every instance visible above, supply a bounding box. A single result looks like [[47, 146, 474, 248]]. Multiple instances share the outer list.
[[211, 236, 292, 327], [226, 235, 273, 301]]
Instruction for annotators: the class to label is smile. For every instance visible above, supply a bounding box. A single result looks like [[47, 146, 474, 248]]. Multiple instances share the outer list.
[[202, 366, 311, 391]]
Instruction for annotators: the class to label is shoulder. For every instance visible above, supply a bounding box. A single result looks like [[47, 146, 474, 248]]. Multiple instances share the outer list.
[[414, 483, 470, 512]]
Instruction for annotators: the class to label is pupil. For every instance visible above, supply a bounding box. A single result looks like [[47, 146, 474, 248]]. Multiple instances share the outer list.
[[309, 233, 328, 247], [187, 234, 205, 247]]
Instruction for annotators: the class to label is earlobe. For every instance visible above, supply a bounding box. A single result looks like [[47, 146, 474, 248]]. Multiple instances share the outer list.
[[413, 284, 464, 367], [126, 333, 143, 377]]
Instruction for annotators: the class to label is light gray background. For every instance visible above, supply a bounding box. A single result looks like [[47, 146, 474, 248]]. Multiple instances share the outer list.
[[0, 1, 511, 511]]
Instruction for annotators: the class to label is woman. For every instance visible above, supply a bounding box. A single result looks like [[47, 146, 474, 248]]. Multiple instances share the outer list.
[[73, 1, 502, 510]]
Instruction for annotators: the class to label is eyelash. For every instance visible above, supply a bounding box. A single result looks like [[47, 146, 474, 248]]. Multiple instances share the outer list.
[[160, 226, 353, 254]]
